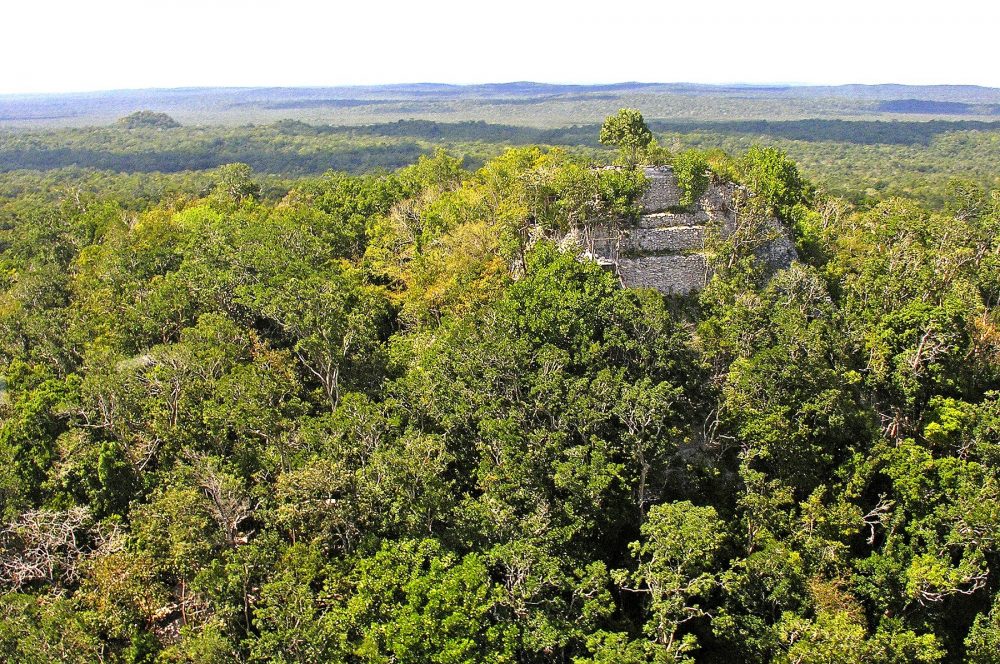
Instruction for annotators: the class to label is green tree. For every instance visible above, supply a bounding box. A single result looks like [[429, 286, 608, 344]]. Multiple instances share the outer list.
[[737, 146, 807, 218], [612, 501, 725, 663], [600, 109, 653, 167], [0, 594, 102, 663], [967, 596, 1000, 663], [213, 163, 261, 204], [672, 149, 710, 207]]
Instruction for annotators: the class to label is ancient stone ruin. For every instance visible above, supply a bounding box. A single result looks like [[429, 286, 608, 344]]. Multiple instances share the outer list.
[[563, 166, 797, 294]]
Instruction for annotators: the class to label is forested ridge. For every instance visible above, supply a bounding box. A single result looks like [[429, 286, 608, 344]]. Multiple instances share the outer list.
[[3, 113, 999, 209], [1, 112, 999, 663]]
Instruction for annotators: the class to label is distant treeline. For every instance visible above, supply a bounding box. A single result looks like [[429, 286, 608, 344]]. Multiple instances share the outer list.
[[1, 117, 999, 207], [281, 117, 1000, 147], [652, 118, 1000, 145], [0, 143, 427, 175], [877, 99, 1000, 115], [0, 122, 432, 174], [283, 119, 600, 145]]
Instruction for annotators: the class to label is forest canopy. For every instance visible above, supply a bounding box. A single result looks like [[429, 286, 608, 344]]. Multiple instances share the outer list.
[[0, 111, 999, 663], [1, 112, 999, 208]]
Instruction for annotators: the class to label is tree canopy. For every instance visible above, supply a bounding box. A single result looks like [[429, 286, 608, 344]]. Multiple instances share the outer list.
[[0, 121, 998, 662], [600, 108, 654, 166]]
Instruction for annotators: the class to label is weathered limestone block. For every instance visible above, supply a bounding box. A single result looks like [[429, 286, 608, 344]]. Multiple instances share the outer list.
[[701, 181, 740, 216], [758, 228, 797, 269], [710, 214, 797, 273], [615, 254, 708, 294], [638, 166, 682, 213], [561, 224, 621, 256], [590, 234, 618, 256], [623, 225, 705, 253]]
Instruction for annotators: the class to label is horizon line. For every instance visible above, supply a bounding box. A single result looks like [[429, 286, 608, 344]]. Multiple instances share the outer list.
[[3, 80, 999, 98]]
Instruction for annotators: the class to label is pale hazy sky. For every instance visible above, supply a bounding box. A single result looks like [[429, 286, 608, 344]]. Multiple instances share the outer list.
[[2, 0, 998, 94]]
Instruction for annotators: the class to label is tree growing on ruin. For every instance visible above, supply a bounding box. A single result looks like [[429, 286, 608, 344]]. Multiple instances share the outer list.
[[600, 108, 653, 167]]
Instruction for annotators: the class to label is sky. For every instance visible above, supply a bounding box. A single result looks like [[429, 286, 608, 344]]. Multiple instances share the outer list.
[[2, 0, 998, 95]]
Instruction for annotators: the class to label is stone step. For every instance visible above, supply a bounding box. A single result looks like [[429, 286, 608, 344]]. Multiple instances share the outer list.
[[623, 225, 705, 253], [614, 254, 708, 295], [637, 211, 708, 228]]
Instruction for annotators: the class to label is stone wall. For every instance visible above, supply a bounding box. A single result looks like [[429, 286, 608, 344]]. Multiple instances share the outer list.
[[615, 254, 708, 294], [637, 166, 684, 213], [571, 166, 796, 295]]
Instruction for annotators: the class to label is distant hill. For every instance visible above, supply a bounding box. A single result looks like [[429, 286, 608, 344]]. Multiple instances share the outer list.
[[117, 110, 181, 129], [4, 82, 1000, 128], [877, 99, 1000, 115]]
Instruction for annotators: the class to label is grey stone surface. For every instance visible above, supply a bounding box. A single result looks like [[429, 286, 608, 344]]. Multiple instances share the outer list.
[[638, 166, 682, 213], [758, 229, 797, 268], [624, 225, 705, 253], [701, 181, 739, 216], [637, 211, 708, 228], [615, 254, 708, 294]]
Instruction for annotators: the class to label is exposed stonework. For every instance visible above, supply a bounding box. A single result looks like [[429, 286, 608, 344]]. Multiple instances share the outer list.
[[615, 254, 709, 294], [626, 225, 706, 253], [637, 211, 708, 228], [637, 167, 685, 213], [568, 166, 797, 295]]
